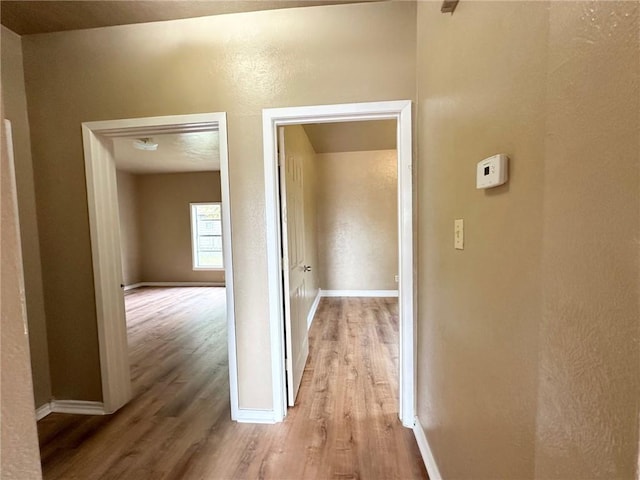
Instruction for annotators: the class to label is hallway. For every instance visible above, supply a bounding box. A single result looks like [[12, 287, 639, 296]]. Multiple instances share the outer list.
[[37, 289, 426, 479]]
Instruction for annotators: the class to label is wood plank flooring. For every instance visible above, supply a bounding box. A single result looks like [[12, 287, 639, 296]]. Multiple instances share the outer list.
[[38, 288, 427, 479]]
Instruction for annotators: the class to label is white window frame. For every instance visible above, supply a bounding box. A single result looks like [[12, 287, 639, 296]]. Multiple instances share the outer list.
[[190, 202, 224, 271]]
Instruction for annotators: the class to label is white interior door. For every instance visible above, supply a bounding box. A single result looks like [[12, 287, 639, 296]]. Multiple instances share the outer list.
[[279, 127, 309, 406]]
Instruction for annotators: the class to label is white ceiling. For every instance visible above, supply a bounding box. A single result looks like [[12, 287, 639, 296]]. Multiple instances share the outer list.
[[112, 131, 219, 174]]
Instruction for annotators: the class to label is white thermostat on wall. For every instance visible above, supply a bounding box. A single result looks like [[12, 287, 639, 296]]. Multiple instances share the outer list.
[[476, 154, 509, 189]]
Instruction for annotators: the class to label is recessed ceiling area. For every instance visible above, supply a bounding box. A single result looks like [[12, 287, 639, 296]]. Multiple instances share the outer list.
[[303, 120, 396, 154], [112, 131, 219, 174], [1, 0, 383, 36]]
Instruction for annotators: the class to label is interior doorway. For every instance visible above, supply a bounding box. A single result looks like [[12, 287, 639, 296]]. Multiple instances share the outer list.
[[81, 113, 239, 418], [109, 129, 229, 416], [262, 101, 415, 427], [278, 120, 400, 409]]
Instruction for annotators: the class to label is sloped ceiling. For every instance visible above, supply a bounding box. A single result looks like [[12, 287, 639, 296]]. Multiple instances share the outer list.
[[303, 120, 396, 153], [1, 0, 383, 35]]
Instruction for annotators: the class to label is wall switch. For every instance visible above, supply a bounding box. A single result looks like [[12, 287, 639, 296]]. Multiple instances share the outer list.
[[394, 275, 399, 283], [454, 219, 464, 250]]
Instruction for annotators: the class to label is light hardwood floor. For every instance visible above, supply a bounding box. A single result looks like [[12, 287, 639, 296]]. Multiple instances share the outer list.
[[38, 287, 427, 479]]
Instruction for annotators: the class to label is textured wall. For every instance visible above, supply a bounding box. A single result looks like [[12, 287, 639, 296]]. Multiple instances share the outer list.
[[534, 2, 639, 477], [117, 171, 223, 285], [416, 3, 545, 476], [1, 108, 43, 479], [416, 1, 639, 478], [1, 26, 51, 409], [316, 150, 398, 291], [116, 170, 142, 286], [137, 172, 224, 283], [21, 1, 416, 408]]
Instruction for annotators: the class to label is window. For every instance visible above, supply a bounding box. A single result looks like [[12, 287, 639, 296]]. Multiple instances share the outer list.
[[190, 203, 223, 270]]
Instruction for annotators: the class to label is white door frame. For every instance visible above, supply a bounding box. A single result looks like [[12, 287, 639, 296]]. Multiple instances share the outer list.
[[81, 112, 240, 418], [262, 100, 415, 427]]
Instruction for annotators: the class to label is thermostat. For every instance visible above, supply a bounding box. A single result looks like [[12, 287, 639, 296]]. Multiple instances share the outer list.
[[476, 154, 508, 189]]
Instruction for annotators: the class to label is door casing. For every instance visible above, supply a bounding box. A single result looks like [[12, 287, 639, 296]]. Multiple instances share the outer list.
[[262, 100, 415, 427], [81, 112, 240, 418]]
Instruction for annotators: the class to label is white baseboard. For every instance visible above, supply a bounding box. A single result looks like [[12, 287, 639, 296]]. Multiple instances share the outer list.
[[124, 281, 225, 291], [413, 416, 443, 480], [36, 400, 106, 419], [320, 289, 399, 298], [35, 402, 52, 420], [235, 409, 278, 424], [307, 290, 322, 330], [52, 400, 106, 415]]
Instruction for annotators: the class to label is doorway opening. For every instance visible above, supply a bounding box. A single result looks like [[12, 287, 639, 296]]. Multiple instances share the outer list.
[[81, 113, 239, 418], [262, 101, 414, 426]]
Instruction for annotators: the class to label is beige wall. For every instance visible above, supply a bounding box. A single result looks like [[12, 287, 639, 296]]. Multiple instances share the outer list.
[[137, 172, 224, 283], [283, 125, 320, 313], [117, 170, 223, 285], [316, 150, 398, 291], [1, 26, 51, 408], [1, 105, 43, 479], [20, 1, 416, 407], [416, 1, 639, 478], [535, 2, 639, 476], [116, 170, 142, 286]]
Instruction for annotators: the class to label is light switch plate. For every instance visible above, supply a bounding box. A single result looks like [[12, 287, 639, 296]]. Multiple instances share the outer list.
[[454, 219, 464, 250]]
